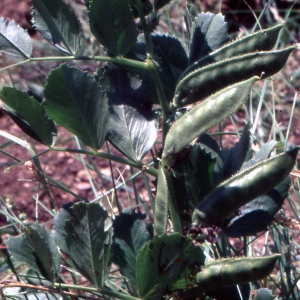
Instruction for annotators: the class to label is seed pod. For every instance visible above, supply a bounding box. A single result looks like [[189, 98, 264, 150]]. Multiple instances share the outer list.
[[154, 162, 169, 236], [174, 46, 296, 107], [181, 23, 285, 78], [196, 254, 281, 293], [163, 76, 258, 160], [193, 147, 299, 226], [177, 254, 280, 299]]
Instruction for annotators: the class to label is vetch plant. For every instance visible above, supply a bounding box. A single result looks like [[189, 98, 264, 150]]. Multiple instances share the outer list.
[[0, 0, 299, 299]]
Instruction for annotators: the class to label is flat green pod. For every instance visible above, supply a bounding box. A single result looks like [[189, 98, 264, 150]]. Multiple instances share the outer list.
[[177, 254, 280, 298], [175, 45, 296, 107], [181, 23, 285, 77], [163, 76, 258, 160], [193, 147, 299, 226], [154, 162, 169, 236], [196, 255, 280, 293]]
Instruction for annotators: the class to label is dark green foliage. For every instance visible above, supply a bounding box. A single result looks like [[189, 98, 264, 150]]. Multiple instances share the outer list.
[[126, 34, 187, 104], [0, 1, 296, 299], [31, 0, 85, 56], [0, 87, 56, 146], [52, 202, 111, 290], [222, 123, 252, 179], [171, 135, 223, 222], [7, 223, 60, 283], [136, 233, 205, 299], [112, 209, 152, 295], [130, 0, 153, 18], [151, 33, 189, 72], [188, 12, 228, 65], [89, 0, 138, 56], [96, 66, 157, 161]]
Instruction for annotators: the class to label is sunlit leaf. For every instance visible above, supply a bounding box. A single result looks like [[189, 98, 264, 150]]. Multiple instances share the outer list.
[[97, 66, 157, 160], [0, 17, 32, 58], [189, 12, 228, 65]]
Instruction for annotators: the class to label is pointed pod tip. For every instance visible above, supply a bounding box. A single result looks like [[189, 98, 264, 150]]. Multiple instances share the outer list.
[[287, 146, 300, 159]]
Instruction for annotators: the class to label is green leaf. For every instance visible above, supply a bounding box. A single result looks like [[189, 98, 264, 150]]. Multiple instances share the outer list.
[[126, 39, 178, 104], [171, 137, 223, 222], [189, 12, 228, 65], [89, 0, 138, 56], [44, 64, 109, 151], [151, 33, 188, 72], [222, 123, 252, 180], [136, 233, 205, 299], [154, 163, 169, 236], [108, 104, 157, 161], [242, 139, 280, 169], [52, 202, 112, 289], [96, 66, 154, 105], [130, 0, 153, 18], [112, 209, 152, 295], [31, 0, 85, 56], [0, 18, 32, 58], [154, 0, 172, 10], [96, 66, 157, 161], [0, 87, 56, 146], [6, 223, 60, 282], [184, 3, 197, 42]]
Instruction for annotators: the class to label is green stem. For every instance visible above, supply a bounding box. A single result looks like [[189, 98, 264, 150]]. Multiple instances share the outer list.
[[53, 283, 140, 300], [147, 59, 170, 145], [0, 55, 149, 73], [51, 147, 158, 178], [132, 2, 170, 146], [164, 168, 182, 234], [136, 7, 153, 56]]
